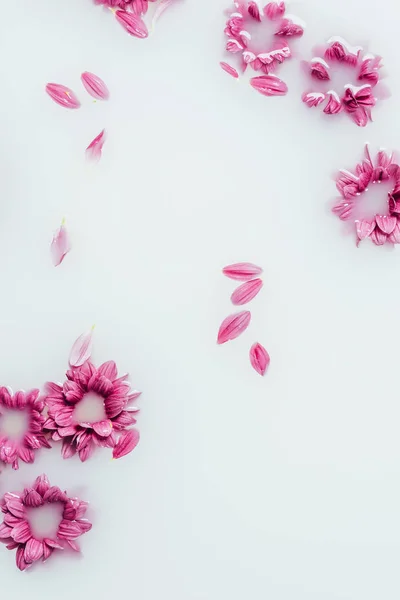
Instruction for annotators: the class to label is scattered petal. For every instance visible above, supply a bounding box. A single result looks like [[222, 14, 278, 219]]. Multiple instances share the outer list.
[[50, 220, 71, 267], [222, 262, 263, 280], [231, 279, 263, 305], [69, 327, 94, 368], [113, 429, 140, 459], [152, 0, 176, 27], [81, 72, 109, 100], [250, 75, 288, 96], [115, 10, 149, 38], [217, 311, 251, 344], [249, 342, 270, 376], [86, 129, 106, 162], [45, 83, 81, 109], [220, 62, 239, 79]]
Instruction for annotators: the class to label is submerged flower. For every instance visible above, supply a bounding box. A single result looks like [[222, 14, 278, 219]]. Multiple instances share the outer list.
[[302, 37, 384, 126], [0, 474, 92, 571], [43, 361, 141, 461], [333, 144, 400, 246], [0, 388, 50, 470]]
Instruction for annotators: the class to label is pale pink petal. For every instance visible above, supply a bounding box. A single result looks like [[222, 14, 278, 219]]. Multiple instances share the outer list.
[[217, 311, 251, 344], [249, 342, 270, 376], [248, 1, 261, 20], [222, 262, 263, 280], [43, 538, 64, 550], [81, 72, 109, 100], [50, 221, 71, 267], [152, 0, 177, 27], [231, 279, 263, 305], [263, 1, 285, 20], [43, 544, 53, 561], [250, 75, 288, 96], [69, 328, 94, 368], [93, 419, 113, 437], [45, 83, 81, 109], [375, 215, 397, 235], [24, 538, 44, 563], [65, 539, 81, 552], [113, 429, 140, 459], [115, 10, 149, 38], [355, 219, 375, 245], [86, 129, 106, 162], [302, 92, 325, 107], [220, 62, 239, 79], [274, 18, 303, 36], [388, 220, 400, 244]]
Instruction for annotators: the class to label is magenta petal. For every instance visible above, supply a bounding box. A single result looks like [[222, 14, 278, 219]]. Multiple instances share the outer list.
[[25, 538, 44, 563], [23, 489, 43, 508], [249, 342, 270, 376], [92, 419, 113, 437], [115, 10, 149, 38], [16, 546, 28, 571], [11, 521, 31, 543], [231, 279, 263, 305], [45, 83, 80, 109], [248, 1, 261, 20], [61, 439, 77, 459], [86, 129, 106, 162], [264, 1, 285, 20], [69, 328, 94, 368], [388, 221, 400, 244], [81, 72, 109, 100], [33, 474, 50, 497], [371, 228, 387, 245], [113, 429, 140, 459], [51, 221, 71, 267], [220, 62, 239, 79], [222, 262, 263, 281], [98, 360, 118, 380], [375, 215, 397, 235], [217, 311, 251, 344], [57, 520, 82, 539], [250, 75, 288, 96], [0, 523, 12, 538]]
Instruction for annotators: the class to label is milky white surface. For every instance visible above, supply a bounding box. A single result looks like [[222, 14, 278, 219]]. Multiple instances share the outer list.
[[0, 0, 400, 598]]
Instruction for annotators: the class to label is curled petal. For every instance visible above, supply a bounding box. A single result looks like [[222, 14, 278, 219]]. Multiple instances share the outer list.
[[226, 39, 244, 53], [81, 72, 109, 100], [248, 1, 261, 20], [152, 0, 177, 27], [86, 129, 106, 162], [11, 521, 31, 543], [231, 279, 263, 305], [51, 220, 71, 267], [113, 429, 140, 459], [217, 311, 251, 344], [45, 83, 80, 109], [324, 91, 343, 115], [375, 215, 397, 235], [69, 328, 94, 367], [358, 55, 382, 86], [220, 62, 239, 79], [250, 74, 288, 96], [310, 59, 330, 80], [115, 10, 149, 38], [243, 50, 257, 64], [355, 219, 376, 245], [302, 92, 325, 107], [249, 342, 270, 376], [263, 1, 285, 20], [223, 262, 263, 280], [43, 486, 67, 503], [274, 18, 303, 37]]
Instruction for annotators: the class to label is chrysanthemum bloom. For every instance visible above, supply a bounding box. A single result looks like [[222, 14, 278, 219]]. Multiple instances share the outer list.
[[0, 388, 50, 470], [94, 0, 156, 15], [333, 145, 400, 246], [302, 37, 384, 126], [43, 361, 140, 461], [0, 474, 92, 571], [222, 1, 304, 83]]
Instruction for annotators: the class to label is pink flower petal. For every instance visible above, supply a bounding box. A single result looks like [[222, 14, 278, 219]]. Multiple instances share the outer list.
[[81, 72, 109, 100], [11, 521, 31, 543], [248, 1, 261, 20], [274, 18, 303, 37], [222, 262, 263, 280], [375, 215, 397, 235], [388, 220, 400, 244], [324, 91, 343, 115], [231, 279, 263, 305], [50, 220, 71, 267], [45, 83, 81, 109], [16, 546, 28, 571], [302, 92, 325, 107], [69, 327, 94, 368], [23, 489, 43, 508], [113, 429, 140, 459], [370, 228, 387, 246], [220, 62, 239, 79], [33, 474, 50, 497], [151, 0, 176, 27], [93, 419, 113, 437], [226, 39, 244, 53], [310, 60, 330, 81], [355, 219, 375, 244], [263, 1, 285, 20], [24, 538, 44, 564], [217, 311, 251, 344], [115, 10, 149, 38], [250, 75, 288, 96], [57, 520, 83, 540], [249, 342, 270, 376], [86, 129, 106, 162]]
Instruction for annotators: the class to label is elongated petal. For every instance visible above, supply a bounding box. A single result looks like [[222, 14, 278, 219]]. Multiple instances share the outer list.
[[16, 546, 28, 571], [250, 343, 270, 376], [45, 83, 80, 109], [113, 429, 140, 459], [69, 328, 94, 368], [222, 262, 263, 280], [250, 75, 288, 96], [248, 1, 261, 20], [86, 129, 106, 162], [220, 62, 239, 79], [231, 279, 263, 305], [152, 0, 176, 27], [51, 221, 70, 267], [217, 311, 251, 344], [81, 72, 109, 100], [115, 10, 148, 38]]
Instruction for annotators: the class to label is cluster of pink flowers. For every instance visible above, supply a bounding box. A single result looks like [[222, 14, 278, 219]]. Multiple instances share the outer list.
[[333, 145, 400, 246], [0, 475, 92, 571], [218, 263, 270, 376], [302, 37, 383, 126]]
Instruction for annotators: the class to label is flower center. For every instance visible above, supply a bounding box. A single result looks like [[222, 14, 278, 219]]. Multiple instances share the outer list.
[[73, 392, 107, 424], [241, 16, 276, 54], [317, 61, 358, 94], [0, 409, 28, 441], [26, 503, 64, 540], [353, 179, 394, 220]]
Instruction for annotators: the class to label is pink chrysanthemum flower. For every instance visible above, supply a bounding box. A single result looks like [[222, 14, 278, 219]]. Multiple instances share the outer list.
[[0, 474, 92, 571], [333, 145, 400, 246], [43, 361, 140, 461], [302, 37, 384, 126], [222, 1, 304, 84], [0, 388, 50, 470]]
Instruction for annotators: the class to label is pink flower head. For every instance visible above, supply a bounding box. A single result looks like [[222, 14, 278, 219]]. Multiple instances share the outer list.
[[43, 361, 141, 461], [302, 37, 384, 126], [0, 474, 92, 571], [333, 144, 400, 246], [222, 1, 303, 84], [0, 388, 50, 470]]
